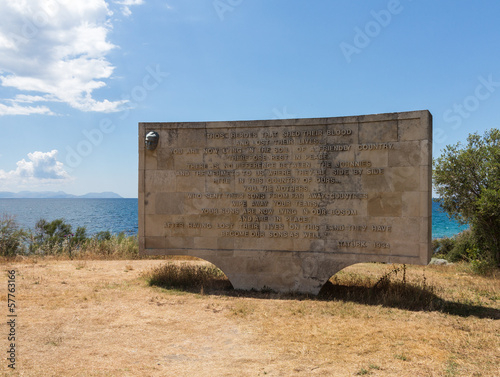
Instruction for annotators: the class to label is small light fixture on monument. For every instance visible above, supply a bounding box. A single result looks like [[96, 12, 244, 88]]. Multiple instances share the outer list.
[[145, 131, 159, 150]]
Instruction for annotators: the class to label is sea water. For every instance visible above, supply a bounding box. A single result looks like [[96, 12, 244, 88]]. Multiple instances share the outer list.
[[0, 199, 138, 236]]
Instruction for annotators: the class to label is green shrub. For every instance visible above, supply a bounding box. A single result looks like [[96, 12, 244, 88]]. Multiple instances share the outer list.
[[95, 231, 112, 242], [31, 219, 89, 255], [446, 230, 476, 262], [34, 218, 75, 254], [466, 255, 495, 275], [434, 129, 500, 264], [432, 237, 456, 257], [0, 215, 27, 256], [74, 233, 139, 259], [71, 226, 88, 246], [437, 230, 497, 274], [0, 214, 139, 259]]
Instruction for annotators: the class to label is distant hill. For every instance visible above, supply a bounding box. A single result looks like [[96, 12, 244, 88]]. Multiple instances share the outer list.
[[0, 191, 123, 199]]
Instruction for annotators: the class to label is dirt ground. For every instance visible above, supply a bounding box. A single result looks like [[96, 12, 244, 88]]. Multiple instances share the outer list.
[[1, 259, 499, 377]]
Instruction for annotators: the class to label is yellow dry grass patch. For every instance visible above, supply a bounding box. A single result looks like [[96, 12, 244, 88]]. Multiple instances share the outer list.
[[1, 259, 498, 376]]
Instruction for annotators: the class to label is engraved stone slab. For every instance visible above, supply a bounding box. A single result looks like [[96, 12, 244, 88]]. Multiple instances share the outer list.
[[139, 111, 432, 294]]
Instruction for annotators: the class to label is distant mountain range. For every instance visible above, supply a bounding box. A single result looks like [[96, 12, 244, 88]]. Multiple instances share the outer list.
[[0, 191, 123, 199]]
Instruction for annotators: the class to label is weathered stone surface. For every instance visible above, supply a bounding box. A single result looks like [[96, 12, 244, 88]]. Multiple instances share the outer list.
[[139, 110, 432, 294]]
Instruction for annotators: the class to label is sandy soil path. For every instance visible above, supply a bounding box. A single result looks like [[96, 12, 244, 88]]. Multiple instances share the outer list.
[[1, 260, 498, 376]]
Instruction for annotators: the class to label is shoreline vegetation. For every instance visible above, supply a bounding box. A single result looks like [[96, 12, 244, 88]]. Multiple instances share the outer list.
[[0, 214, 139, 260], [1, 214, 497, 274]]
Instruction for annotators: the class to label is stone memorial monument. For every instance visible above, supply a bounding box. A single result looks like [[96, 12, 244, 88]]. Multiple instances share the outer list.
[[139, 110, 432, 294]]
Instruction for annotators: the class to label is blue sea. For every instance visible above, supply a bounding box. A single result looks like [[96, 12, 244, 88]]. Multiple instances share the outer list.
[[0, 199, 138, 236], [431, 200, 469, 238], [0, 198, 467, 239]]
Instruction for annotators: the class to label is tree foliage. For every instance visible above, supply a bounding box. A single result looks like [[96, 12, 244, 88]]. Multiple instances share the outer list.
[[433, 129, 500, 264], [34, 218, 87, 253], [0, 215, 27, 256], [0, 215, 138, 258]]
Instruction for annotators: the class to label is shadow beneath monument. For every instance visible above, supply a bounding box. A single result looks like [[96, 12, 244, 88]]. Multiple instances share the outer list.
[[316, 281, 500, 320], [218, 279, 500, 319], [146, 263, 499, 320], [154, 279, 498, 320]]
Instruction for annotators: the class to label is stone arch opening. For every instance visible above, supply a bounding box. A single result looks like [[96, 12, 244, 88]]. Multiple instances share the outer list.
[[315, 263, 361, 297], [151, 255, 234, 291], [298, 259, 358, 295], [190, 255, 235, 290]]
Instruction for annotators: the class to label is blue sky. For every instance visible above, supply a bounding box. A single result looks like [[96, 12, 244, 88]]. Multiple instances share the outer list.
[[0, 0, 499, 198]]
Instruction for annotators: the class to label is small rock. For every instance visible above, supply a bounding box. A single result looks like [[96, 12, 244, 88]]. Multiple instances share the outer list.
[[429, 258, 452, 266]]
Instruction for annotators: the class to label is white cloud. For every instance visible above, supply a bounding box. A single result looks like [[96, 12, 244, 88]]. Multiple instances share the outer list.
[[114, 0, 144, 17], [0, 0, 143, 116], [0, 150, 72, 188], [0, 102, 55, 116]]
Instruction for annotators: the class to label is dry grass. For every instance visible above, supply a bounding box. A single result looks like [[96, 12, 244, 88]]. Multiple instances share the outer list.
[[144, 262, 232, 293], [1, 259, 498, 376]]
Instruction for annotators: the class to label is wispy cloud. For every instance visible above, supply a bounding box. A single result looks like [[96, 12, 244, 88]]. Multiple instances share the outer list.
[[0, 0, 143, 116], [0, 102, 54, 116], [0, 150, 72, 188], [114, 0, 144, 17]]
